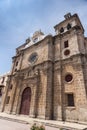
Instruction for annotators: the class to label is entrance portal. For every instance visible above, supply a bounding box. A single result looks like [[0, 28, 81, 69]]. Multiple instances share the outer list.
[[20, 87, 31, 115]]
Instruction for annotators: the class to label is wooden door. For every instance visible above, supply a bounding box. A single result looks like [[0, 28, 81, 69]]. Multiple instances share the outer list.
[[20, 87, 31, 115]]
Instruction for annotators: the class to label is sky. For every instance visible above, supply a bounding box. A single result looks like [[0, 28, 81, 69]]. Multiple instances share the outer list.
[[0, 0, 87, 75]]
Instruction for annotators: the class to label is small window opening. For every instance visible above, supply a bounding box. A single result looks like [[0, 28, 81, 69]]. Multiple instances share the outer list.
[[16, 61, 18, 66], [67, 23, 72, 30], [14, 68, 17, 72], [64, 40, 69, 48], [67, 94, 74, 106], [60, 27, 64, 33]]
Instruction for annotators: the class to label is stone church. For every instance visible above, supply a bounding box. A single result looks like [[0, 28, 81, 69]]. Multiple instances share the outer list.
[[1, 13, 87, 124]]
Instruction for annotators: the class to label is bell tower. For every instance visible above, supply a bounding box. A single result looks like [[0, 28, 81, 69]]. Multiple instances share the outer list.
[[53, 13, 87, 122], [54, 13, 85, 60]]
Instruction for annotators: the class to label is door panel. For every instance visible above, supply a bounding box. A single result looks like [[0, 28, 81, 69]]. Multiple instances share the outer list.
[[20, 87, 31, 115]]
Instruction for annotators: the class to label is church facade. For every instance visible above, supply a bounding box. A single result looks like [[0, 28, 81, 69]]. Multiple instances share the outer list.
[[1, 13, 87, 124]]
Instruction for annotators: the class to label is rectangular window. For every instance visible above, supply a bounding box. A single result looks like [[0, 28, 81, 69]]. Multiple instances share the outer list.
[[64, 40, 69, 48], [67, 94, 74, 106], [6, 96, 10, 104]]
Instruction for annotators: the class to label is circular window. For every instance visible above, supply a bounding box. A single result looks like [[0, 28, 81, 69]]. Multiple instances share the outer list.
[[29, 52, 38, 63], [65, 74, 73, 83], [64, 49, 70, 56]]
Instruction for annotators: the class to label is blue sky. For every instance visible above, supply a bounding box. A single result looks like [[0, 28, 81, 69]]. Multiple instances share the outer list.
[[0, 0, 87, 75]]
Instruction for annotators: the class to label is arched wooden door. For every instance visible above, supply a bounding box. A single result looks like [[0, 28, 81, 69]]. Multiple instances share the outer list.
[[20, 87, 31, 115]]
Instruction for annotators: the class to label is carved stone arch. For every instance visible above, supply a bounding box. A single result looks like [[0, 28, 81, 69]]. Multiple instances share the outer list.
[[28, 83, 34, 94], [20, 84, 28, 96], [20, 83, 34, 96]]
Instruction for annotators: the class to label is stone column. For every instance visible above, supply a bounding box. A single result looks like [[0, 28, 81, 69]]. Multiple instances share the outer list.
[[11, 78, 23, 114], [45, 66, 53, 120], [29, 83, 37, 118], [29, 71, 40, 118], [8, 74, 20, 113]]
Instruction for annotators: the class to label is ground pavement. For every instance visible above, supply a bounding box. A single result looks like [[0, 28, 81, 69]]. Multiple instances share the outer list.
[[0, 112, 87, 130], [0, 118, 59, 130]]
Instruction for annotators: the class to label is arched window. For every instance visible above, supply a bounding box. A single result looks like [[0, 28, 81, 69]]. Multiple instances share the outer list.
[[67, 23, 72, 30], [16, 61, 18, 66], [14, 68, 17, 72], [60, 27, 64, 33]]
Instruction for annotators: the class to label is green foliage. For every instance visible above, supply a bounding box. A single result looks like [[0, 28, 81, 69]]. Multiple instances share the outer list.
[[30, 123, 45, 130], [60, 128, 63, 130], [60, 128, 69, 130], [39, 125, 45, 130]]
